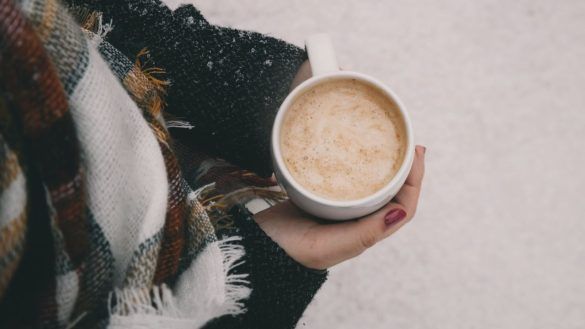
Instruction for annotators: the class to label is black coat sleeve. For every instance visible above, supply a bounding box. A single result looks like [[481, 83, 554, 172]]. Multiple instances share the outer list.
[[66, 0, 307, 177], [203, 205, 327, 329]]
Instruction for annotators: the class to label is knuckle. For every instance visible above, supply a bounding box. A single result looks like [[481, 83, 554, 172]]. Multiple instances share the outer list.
[[300, 251, 326, 270], [408, 201, 422, 220], [296, 241, 326, 269], [359, 231, 378, 250], [408, 207, 417, 219]]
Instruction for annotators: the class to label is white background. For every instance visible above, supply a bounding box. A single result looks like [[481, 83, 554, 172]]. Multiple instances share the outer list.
[[165, 1, 585, 328]]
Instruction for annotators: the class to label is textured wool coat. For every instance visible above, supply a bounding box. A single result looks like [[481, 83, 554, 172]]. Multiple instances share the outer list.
[[0, 0, 327, 328]]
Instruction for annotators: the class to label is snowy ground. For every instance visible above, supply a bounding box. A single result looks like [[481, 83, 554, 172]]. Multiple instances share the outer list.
[[165, 1, 585, 328]]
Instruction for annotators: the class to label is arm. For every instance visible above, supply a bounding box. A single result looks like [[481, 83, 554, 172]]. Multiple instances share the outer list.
[[203, 206, 327, 329], [171, 143, 325, 328], [66, 0, 306, 177], [202, 146, 425, 328]]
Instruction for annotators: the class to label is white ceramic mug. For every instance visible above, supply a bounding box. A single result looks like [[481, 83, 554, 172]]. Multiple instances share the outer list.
[[271, 33, 415, 220]]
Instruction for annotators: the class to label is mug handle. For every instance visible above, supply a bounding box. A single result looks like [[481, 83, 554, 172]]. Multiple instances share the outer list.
[[305, 33, 339, 76]]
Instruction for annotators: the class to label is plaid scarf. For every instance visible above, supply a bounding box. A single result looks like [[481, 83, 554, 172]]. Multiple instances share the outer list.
[[0, 0, 303, 327]]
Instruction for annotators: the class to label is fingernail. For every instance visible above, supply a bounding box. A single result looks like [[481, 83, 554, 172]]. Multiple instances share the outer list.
[[421, 146, 426, 154], [384, 208, 407, 227]]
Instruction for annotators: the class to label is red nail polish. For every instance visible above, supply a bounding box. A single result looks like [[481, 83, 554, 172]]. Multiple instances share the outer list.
[[384, 209, 406, 227]]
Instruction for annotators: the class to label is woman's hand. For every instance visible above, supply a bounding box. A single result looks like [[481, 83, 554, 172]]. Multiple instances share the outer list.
[[255, 145, 426, 270]]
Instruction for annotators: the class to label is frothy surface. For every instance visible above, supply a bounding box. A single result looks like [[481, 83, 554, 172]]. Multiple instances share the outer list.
[[280, 79, 406, 201]]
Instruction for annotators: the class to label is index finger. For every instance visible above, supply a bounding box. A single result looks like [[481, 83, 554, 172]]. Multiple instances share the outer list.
[[405, 145, 426, 188], [312, 146, 426, 264], [393, 145, 426, 215]]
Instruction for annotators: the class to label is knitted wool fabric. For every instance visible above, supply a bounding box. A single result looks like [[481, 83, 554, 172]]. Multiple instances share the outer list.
[[0, 126, 27, 301], [0, 0, 88, 268], [1, 0, 328, 328], [0, 0, 88, 325], [66, 0, 308, 177], [84, 32, 217, 285], [1, 0, 248, 327], [204, 205, 328, 329], [169, 142, 328, 329]]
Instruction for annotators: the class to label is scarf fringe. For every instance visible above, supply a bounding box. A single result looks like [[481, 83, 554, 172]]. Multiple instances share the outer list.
[[69, 7, 112, 42], [189, 183, 215, 202], [217, 236, 250, 315], [165, 120, 194, 130], [107, 236, 250, 321], [108, 284, 179, 318]]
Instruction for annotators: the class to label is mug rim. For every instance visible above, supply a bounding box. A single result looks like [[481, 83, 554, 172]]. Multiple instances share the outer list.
[[271, 71, 415, 208]]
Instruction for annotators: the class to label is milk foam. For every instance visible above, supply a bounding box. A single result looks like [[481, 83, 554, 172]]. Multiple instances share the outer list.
[[280, 79, 406, 201]]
